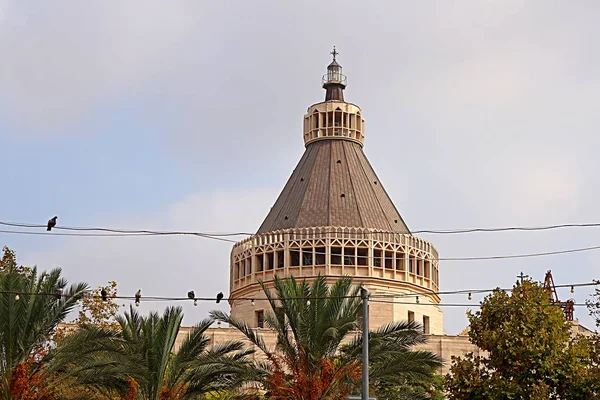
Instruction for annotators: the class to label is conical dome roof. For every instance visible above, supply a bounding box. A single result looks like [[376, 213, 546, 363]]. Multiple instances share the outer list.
[[257, 139, 410, 234]]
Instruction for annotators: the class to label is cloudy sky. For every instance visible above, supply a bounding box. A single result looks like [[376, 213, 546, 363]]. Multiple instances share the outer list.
[[1, 0, 599, 334]]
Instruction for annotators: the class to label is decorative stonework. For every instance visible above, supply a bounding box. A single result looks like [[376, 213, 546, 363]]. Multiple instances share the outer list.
[[229, 226, 443, 334], [303, 101, 365, 147], [231, 226, 439, 293]]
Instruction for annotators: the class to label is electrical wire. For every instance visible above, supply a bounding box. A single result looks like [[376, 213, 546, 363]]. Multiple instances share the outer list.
[[369, 299, 589, 308], [0, 279, 597, 303], [370, 281, 600, 299], [412, 222, 600, 235], [5, 220, 600, 238], [5, 223, 600, 260], [0, 223, 237, 243], [285, 245, 600, 262], [4, 223, 600, 261], [0, 229, 159, 237]]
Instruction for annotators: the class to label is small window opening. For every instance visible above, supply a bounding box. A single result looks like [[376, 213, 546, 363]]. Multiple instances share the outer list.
[[256, 311, 265, 328], [423, 316, 430, 334], [276, 250, 284, 269], [290, 248, 300, 267], [373, 249, 382, 267], [331, 247, 342, 265], [255, 255, 263, 272], [343, 247, 355, 266], [302, 248, 313, 266], [357, 248, 368, 266], [408, 311, 415, 323], [385, 251, 394, 269], [267, 252, 274, 270], [315, 247, 326, 265]]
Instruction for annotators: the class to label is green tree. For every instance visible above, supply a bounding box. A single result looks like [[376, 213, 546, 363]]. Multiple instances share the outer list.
[[0, 246, 89, 399], [212, 275, 442, 400], [76, 281, 119, 327], [445, 280, 600, 399]]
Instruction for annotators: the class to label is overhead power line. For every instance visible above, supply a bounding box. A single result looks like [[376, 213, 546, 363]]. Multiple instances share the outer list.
[[287, 245, 600, 262], [4, 220, 600, 238], [0, 280, 597, 305], [0, 289, 591, 309], [412, 222, 600, 235], [370, 281, 599, 299], [4, 220, 600, 260], [368, 299, 590, 308], [0, 229, 159, 238]]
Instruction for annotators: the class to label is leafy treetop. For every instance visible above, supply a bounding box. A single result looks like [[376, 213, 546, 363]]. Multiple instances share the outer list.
[[445, 280, 600, 400]]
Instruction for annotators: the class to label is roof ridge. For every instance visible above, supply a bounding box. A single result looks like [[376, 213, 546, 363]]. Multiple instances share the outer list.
[[349, 142, 393, 232], [342, 141, 365, 228]]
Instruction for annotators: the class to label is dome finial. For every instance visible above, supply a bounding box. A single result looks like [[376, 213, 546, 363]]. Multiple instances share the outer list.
[[330, 46, 339, 61], [322, 46, 346, 101]]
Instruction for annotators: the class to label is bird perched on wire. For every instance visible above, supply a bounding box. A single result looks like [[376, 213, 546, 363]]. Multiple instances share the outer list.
[[187, 291, 195, 300], [135, 289, 142, 306], [216, 292, 224, 303], [47, 216, 57, 231]]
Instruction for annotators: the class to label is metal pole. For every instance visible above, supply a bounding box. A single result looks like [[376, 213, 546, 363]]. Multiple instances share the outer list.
[[361, 286, 369, 400]]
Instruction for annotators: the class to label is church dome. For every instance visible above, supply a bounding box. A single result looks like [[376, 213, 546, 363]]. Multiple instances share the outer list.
[[257, 139, 410, 234]]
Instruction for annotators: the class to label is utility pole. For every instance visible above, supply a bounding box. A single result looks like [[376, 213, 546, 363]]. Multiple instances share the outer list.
[[361, 286, 369, 400]]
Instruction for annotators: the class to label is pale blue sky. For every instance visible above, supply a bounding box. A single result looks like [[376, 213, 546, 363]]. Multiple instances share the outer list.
[[1, 0, 599, 334]]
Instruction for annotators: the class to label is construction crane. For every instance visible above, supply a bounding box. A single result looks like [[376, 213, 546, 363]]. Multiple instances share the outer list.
[[542, 270, 574, 321]]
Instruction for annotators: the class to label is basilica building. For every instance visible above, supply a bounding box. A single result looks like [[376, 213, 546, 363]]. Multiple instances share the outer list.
[[229, 49, 443, 335]]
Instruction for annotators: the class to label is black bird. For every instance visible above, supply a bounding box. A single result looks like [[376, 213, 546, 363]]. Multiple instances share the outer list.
[[135, 289, 142, 306], [187, 291, 195, 300], [47, 216, 57, 231], [216, 292, 224, 304], [101, 288, 108, 301]]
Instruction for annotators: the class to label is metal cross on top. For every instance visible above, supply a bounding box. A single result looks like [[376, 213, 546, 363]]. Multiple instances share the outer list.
[[331, 46, 339, 61], [517, 271, 529, 284]]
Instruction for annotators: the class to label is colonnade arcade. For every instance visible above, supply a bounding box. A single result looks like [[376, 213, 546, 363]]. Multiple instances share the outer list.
[[230, 226, 440, 294]]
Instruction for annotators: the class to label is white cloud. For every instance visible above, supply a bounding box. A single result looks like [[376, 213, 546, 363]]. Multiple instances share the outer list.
[[20, 188, 278, 325]]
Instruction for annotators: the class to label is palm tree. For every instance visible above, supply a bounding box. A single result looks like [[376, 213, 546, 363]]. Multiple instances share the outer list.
[[341, 321, 444, 399], [212, 275, 442, 400], [0, 246, 89, 399], [121, 305, 254, 400], [54, 305, 254, 400]]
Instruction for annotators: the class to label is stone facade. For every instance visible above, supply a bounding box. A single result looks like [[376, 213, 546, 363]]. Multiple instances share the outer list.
[[176, 326, 480, 375]]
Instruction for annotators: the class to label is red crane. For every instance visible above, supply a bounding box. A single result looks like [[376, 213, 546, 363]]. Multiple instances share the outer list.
[[542, 270, 574, 321]]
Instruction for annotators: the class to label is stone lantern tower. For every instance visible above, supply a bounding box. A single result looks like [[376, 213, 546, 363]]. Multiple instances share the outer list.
[[229, 48, 443, 334]]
